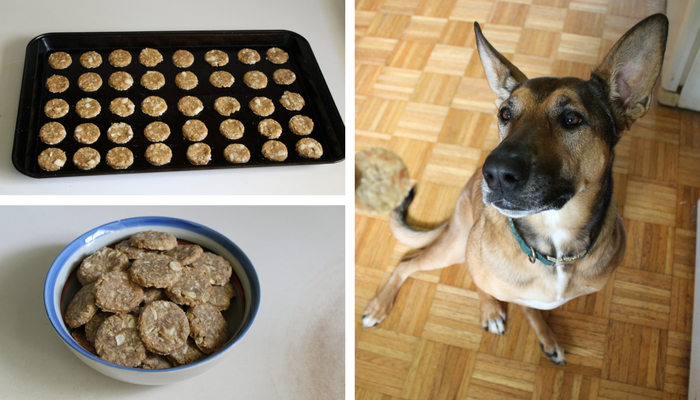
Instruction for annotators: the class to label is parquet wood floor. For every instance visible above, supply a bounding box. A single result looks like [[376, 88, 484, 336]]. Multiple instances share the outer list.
[[354, 0, 699, 398]]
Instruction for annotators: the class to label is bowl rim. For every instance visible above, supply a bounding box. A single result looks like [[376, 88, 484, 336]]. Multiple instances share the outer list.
[[43, 216, 261, 373]]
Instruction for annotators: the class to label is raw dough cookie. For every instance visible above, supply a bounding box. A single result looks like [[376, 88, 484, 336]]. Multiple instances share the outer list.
[[109, 97, 136, 117], [209, 71, 234, 88], [138, 301, 190, 355], [78, 72, 102, 92], [243, 70, 267, 89], [289, 115, 314, 135], [46, 75, 69, 93], [115, 239, 155, 259], [214, 97, 240, 116], [208, 282, 235, 311], [167, 337, 205, 366], [237, 48, 260, 64], [261, 140, 288, 161], [131, 230, 178, 251], [94, 313, 146, 368], [172, 50, 194, 68], [80, 51, 102, 68], [139, 48, 163, 67], [178, 96, 204, 116], [77, 247, 130, 285], [296, 137, 323, 159], [108, 49, 132, 67], [258, 118, 282, 139], [219, 119, 244, 140], [144, 121, 171, 142], [85, 311, 109, 344], [266, 47, 289, 64], [175, 71, 198, 90], [165, 265, 212, 306], [189, 252, 231, 284], [186, 143, 212, 165], [355, 147, 413, 215], [145, 143, 172, 166], [94, 271, 145, 313], [65, 283, 98, 328], [74, 123, 100, 144], [224, 144, 250, 164], [48, 52, 71, 69], [45, 99, 69, 119], [107, 122, 134, 144], [106, 147, 134, 170], [249, 96, 274, 117], [273, 69, 296, 85], [108, 71, 134, 91], [37, 148, 67, 171], [39, 122, 66, 145], [141, 71, 165, 90], [129, 253, 183, 288], [182, 119, 208, 141], [204, 50, 229, 67], [142, 352, 174, 369], [187, 303, 228, 354], [75, 97, 101, 119], [141, 96, 168, 117], [164, 244, 204, 266], [73, 147, 101, 170], [279, 91, 305, 111]]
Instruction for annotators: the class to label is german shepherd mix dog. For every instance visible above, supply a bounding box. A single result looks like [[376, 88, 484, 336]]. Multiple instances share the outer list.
[[362, 14, 668, 365]]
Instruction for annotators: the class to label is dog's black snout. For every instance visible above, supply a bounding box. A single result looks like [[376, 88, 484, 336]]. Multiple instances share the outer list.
[[483, 151, 529, 193]]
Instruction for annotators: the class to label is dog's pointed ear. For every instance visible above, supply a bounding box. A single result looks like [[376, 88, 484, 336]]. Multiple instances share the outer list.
[[474, 22, 528, 107], [593, 13, 668, 132]]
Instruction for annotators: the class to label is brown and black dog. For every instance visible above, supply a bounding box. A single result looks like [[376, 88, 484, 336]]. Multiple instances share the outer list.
[[362, 14, 668, 365]]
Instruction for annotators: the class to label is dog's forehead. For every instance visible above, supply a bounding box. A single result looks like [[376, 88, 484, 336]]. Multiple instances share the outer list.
[[512, 77, 599, 110]]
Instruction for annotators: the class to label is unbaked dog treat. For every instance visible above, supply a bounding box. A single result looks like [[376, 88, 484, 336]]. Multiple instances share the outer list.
[[237, 48, 260, 64], [139, 48, 163, 67], [85, 311, 109, 344], [73, 147, 101, 170], [261, 140, 288, 161], [219, 119, 244, 140], [178, 96, 203, 116], [182, 119, 208, 141], [46, 75, 69, 93], [131, 230, 178, 251], [141, 71, 165, 90], [266, 47, 289, 64], [243, 70, 267, 89], [75, 98, 101, 119], [141, 96, 168, 117], [138, 301, 190, 355], [108, 49, 132, 67], [296, 138, 323, 159], [145, 143, 172, 166], [109, 97, 135, 117], [94, 313, 146, 368], [74, 123, 100, 144], [224, 144, 250, 164], [164, 244, 204, 266], [186, 143, 212, 165], [167, 337, 205, 366], [108, 71, 134, 91], [77, 247, 130, 285], [144, 121, 171, 142], [249, 96, 274, 116], [191, 252, 232, 286], [141, 352, 174, 369], [187, 303, 228, 354], [45, 99, 69, 119], [258, 118, 282, 139], [273, 69, 296, 85], [204, 50, 228, 67], [107, 122, 134, 144], [39, 122, 66, 145], [48, 52, 71, 69], [165, 265, 212, 306], [208, 282, 235, 311], [65, 283, 98, 328], [279, 91, 305, 111], [175, 71, 198, 90], [78, 72, 102, 92], [106, 147, 134, 170], [80, 51, 102, 68], [130, 253, 183, 288], [209, 71, 234, 88], [172, 50, 194, 68], [213, 97, 240, 116], [37, 148, 67, 171], [94, 271, 145, 313], [289, 115, 314, 135]]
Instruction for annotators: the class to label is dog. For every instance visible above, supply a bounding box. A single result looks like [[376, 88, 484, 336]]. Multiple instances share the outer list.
[[361, 14, 668, 365]]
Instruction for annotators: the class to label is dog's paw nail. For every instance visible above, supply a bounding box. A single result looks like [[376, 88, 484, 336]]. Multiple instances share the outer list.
[[361, 314, 380, 329]]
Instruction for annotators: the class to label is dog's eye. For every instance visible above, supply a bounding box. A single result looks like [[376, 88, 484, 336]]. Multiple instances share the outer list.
[[499, 107, 511, 122], [564, 112, 583, 127]]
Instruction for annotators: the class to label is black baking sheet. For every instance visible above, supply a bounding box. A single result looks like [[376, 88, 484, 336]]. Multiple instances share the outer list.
[[13, 30, 345, 178]]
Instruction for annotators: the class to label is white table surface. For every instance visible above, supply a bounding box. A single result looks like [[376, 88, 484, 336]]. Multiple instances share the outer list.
[[0, 206, 344, 398], [0, 0, 345, 195]]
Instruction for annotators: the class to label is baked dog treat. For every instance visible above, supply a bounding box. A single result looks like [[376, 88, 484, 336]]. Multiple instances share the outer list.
[[130, 230, 178, 251], [164, 244, 204, 266], [72, 330, 96, 354], [204, 50, 229, 67], [296, 138, 323, 159], [355, 147, 412, 215], [279, 91, 305, 111], [73, 147, 101, 170], [138, 300, 190, 355], [75, 98, 101, 119], [172, 50, 194, 68], [165, 265, 212, 306], [46, 75, 69, 93], [85, 311, 109, 344], [145, 143, 172, 166], [141, 71, 165, 90], [175, 71, 198, 90], [266, 47, 289, 64], [108, 49, 132, 67], [94, 314, 146, 368], [108, 71, 134, 91], [37, 148, 67, 171], [115, 239, 153, 259], [261, 140, 288, 161], [190, 252, 232, 286], [77, 72, 102, 92], [74, 123, 100, 144], [139, 48, 163, 67], [272, 69, 296, 85], [178, 96, 204, 116], [219, 119, 244, 140], [106, 147, 134, 170], [258, 118, 282, 139], [186, 143, 212, 165], [107, 122, 134, 144], [167, 337, 205, 366], [187, 303, 228, 354], [237, 48, 260, 64], [109, 97, 135, 117], [39, 122, 66, 145], [289, 115, 314, 135], [144, 121, 171, 142], [249, 96, 274, 116], [48, 52, 71, 69], [64, 283, 98, 328], [141, 352, 174, 369], [182, 119, 208, 141], [224, 144, 250, 163], [208, 282, 236, 311], [77, 247, 130, 285], [209, 71, 234, 88], [141, 96, 168, 117], [44, 99, 69, 119], [94, 271, 145, 313], [130, 253, 183, 288], [214, 97, 240, 116], [243, 70, 267, 89], [80, 51, 102, 68]]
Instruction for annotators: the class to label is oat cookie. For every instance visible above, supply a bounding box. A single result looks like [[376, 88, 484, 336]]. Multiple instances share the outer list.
[[109, 97, 135, 117], [261, 140, 288, 161], [224, 144, 251, 164], [186, 143, 212, 165], [289, 115, 314, 136], [37, 148, 67, 171], [182, 119, 208, 141], [73, 147, 101, 170], [77, 247, 130, 285], [204, 50, 229, 67], [175, 71, 198, 90], [266, 47, 289, 64], [79, 51, 102, 68], [209, 71, 234, 88], [39, 122, 66, 145], [208, 282, 236, 311], [219, 119, 244, 140], [139, 48, 163, 67], [76, 97, 101, 119], [142, 352, 174, 369], [280, 91, 305, 111], [131, 230, 178, 251], [138, 301, 190, 355], [187, 303, 228, 354], [115, 239, 154, 259], [249, 96, 274, 117], [95, 313, 146, 368], [108, 71, 134, 91], [237, 48, 260, 64], [107, 122, 134, 144], [172, 50, 194, 68], [273, 68, 296, 85], [45, 99, 69, 119], [258, 119, 282, 139], [165, 265, 212, 306], [129, 253, 183, 288], [178, 96, 204, 116], [94, 270, 144, 314], [65, 283, 98, 328], [145, 143, 172, 166], [46, 75, 69, 93], [164, 244, 204, 266], [167, 337, 205, 366], [108, 49, 132, 67], [78, 72, 102, 92], [296, 138, 323, 159], [144, 121, 171, 142], [243, 70, 267, 89], [141, 96, 168, 117], [106, 147, 134, 170], [72, 330, 96, 355], [48, 52, 71, 69], [214, 97, 240, 116], [143, 288, 168, 304], [191, 252, 232, 286], [74, 123, 100, 144], [141, 71, 165, 90], [85, 311, 109, 344]]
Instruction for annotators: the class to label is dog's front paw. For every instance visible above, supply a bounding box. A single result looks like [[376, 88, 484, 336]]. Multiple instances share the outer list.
[[540, 343, 566, 365], [481, 309, 506, 335], [362, 297, 392, 328]]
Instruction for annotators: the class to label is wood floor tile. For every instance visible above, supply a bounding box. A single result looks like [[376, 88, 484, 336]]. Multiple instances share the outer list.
[[394, 102, 451, 142], [357, 36, 401, 66], [369, 67, 422, 100], [623, 179, 677, 227], [439, 20, 477, 46], [569, 0, 608, 13], [380, 0, 422, 14], [368, 13, 413, 38], [516, 28, 561, 57], [524, 5, 568, 31], [410, 72, 462, 105], [557, 33, 602, 64], [609, 267, 672, 329], [450, 0, 495, 22], [563, 10, 606, 36], [403, 16, 449, 43], [423, 44, 475, 76], [489, 2, 530, 26], [388, 41, 435, 69]]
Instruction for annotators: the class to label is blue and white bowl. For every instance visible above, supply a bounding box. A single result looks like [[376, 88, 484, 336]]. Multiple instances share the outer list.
[[44, 216, 260, 385]]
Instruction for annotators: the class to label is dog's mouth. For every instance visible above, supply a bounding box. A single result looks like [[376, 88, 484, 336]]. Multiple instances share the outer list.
[[490, 199, 540, 218]]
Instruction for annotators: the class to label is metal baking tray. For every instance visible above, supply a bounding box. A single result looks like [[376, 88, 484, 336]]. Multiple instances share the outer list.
[[13, 30, 345, 178]]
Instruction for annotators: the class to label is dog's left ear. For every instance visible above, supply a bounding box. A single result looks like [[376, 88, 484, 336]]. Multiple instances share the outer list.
[[593, 13, 668, 132], [474, 22, 528, 107]]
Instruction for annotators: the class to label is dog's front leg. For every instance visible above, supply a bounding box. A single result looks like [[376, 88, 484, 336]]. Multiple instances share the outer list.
[[476, 287, 506, 335], [518, 305, 566, 365]]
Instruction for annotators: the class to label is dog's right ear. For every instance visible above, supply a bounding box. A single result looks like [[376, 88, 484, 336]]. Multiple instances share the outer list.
[[474, 22, 528, 107]]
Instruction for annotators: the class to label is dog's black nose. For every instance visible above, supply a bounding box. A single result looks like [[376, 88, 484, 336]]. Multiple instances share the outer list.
[[482, 150, 529, 193]]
